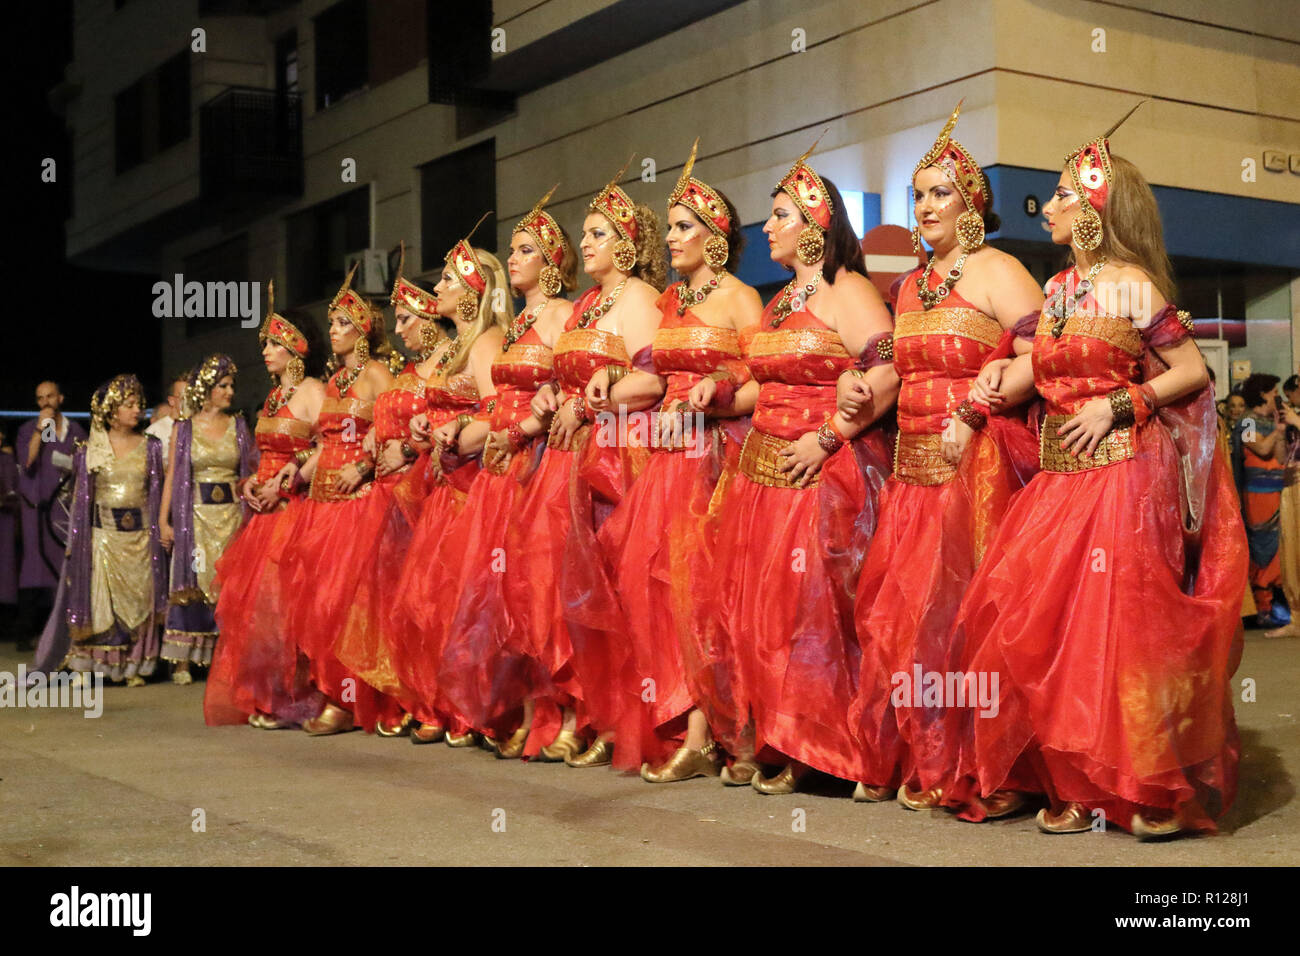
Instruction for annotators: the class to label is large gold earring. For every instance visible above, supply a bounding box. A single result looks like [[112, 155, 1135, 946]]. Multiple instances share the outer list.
[[354, 334, 369, 365], [286, 356, 305, 386], [955, 210, 986, 251], [539, 264, 562, 298], [612, 239, 637, 273], [419, 320, 441, 359], [911, 226, 921, 254], [796, 225, 824, 265], [703, 234, 729, 269], [457, 291, 479, 322], [1071, 205, 1103, 252]]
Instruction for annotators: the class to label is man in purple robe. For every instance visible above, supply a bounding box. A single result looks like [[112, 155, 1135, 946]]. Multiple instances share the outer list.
[[15, 381, 86, 650]]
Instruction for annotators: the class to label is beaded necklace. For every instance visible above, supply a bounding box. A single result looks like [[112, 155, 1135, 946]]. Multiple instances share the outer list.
[[578, 278, 628, 329], [333, 360, 368, 397], [1047, 257, 1108, 336], [264, 381, 298, 416], [916, 251, 970, 310], [770, 272, 821, 327], [676, 271, 727, 316], [504, 301, 546, 351]]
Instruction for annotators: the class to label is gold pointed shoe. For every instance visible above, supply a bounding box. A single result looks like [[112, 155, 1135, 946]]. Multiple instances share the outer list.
[[720, 759, 760, 786], [751, 765, 798, 795], [1131, 812, 1184, 842], [249, 712, 293, 730], [494, 726, 530, 760], [375, 713, 412, 737], [410, 721, 445, 744], [978, 789, 1026, 820], [537, 730, 584, 763], [641, 743, 720, 783], [853, 782, 897, 803], [445, 730, 480, 748], [897, 784, 944, 811], [1035, 801, 1092, 834], [302, 702, 356, 736], [565, 738, 613, 768]]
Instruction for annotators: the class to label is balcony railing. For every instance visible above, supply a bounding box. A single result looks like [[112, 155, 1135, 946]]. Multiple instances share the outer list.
[[199, 86, 303, 211]]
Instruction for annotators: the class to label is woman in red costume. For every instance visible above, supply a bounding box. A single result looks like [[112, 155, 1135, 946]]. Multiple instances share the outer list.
[[390, 221, 512, 746], [430, 186, 577, 757], [844, 101, 1043, 810], [585, 139, 763, 780], [702, 137, 898, 793], [206, 285, 327, 728], [328, 243, 475, 737], [275, 264, 401, 736], [942, 103, 1247, 838], [501, 157, 666, 767]]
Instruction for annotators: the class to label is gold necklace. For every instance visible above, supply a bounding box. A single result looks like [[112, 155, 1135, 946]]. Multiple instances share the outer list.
[[917, 251, 970, 310], [676, 271, 727, 316], [504, 301, 546, 351], [334, 360, 368, 397], [1047, 257, 1108, 336], [579, 278, 628, 328], [265, 381, 298, 416], [770, 272, 821, 327]]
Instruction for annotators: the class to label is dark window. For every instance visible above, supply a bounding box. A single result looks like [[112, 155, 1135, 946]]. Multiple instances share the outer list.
[[114, 81, 144, 173], [182, 234, 250, 338], [315, 0, 369, 110], [157, 51, 191, 151], [370, 0, 426, 87], [286, 185, 371, 304], [420, 140, 495, 273], [114, 51, 191, 174], [275, 29, 299, 95]]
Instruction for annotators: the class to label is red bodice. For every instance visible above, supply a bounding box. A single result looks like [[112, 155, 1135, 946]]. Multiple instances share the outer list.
[[309, 372, 376, 503], [744, 303, 852, 441], [489, 324, 553, 429], [425, 365, 479, 427], [553, 289, 632, 393], [254, 401, 313, 484], [652, 286, 748, 404], [374, 369, 430, 444], [893, 269, 1003, 436]]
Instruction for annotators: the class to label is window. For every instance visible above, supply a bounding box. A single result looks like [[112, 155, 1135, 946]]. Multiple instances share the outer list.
[[315, 0, 369, 110], [370, 0, 426, 87], [114, 82, 144, 174], [420, 140, 496, 273], [157, 51, 192, 151], [286, 186, 371, 304], [275, 29, 299, 95], [114, 51, 191, 174]]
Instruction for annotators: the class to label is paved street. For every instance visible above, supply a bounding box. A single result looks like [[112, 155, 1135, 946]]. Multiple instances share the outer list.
[[2, 631, 1296, 867]]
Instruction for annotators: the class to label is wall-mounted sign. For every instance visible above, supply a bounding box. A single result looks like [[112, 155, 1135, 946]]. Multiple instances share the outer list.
[[1024, 195, 1040, 217]]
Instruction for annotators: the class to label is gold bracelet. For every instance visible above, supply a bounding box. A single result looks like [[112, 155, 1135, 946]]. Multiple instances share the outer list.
[[606, 364, 629, 387], [294, 448, 311, 467], [1107, 388, 1135, 427], [455, 413, 473, 432]]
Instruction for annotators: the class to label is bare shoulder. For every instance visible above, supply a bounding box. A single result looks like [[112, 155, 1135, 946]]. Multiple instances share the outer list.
[[364, 362, 396, 389], [833, 270, 886, 308], [471, 326, 505, 360], [624, 278, 661, 307], [974, 246, 1030, 279]]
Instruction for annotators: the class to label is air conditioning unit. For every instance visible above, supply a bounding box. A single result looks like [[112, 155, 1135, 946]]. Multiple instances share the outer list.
[[345, 248, 389, 295]]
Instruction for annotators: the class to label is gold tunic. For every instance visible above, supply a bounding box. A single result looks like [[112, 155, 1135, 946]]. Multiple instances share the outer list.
[[90, 440, 153, 634], [190, 416, 242, 602]]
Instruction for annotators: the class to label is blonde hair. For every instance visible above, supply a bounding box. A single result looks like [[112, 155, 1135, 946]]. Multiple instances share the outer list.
[[446, 248, 515, 376], [1079, 154, 1177, 304], [630, 204, 667, 291]]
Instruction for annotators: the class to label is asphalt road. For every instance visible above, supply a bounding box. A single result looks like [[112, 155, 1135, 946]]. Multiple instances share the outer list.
[[2, 631, 1296, 867]]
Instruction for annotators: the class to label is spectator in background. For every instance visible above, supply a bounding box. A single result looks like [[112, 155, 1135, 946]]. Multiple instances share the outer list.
[[1269, 371, 1300, 638], [144, 372, 189, 462], [0, 427, 18, 640], [1236, 373, 1300, 631], [16, 381, 86, 651]]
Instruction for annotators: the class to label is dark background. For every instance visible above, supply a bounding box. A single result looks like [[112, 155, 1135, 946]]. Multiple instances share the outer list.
[[9, 1, 162, 422]]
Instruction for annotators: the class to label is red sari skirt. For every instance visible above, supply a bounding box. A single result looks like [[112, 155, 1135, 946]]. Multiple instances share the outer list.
[[706, 432, 891, 781], [944, 423, 1246, 832]]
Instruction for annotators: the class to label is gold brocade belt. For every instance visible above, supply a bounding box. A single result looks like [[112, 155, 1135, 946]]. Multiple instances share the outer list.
[[1040, 413, 1135, 473], [894, 432, 957, 487], [739, 429, 820, 489]]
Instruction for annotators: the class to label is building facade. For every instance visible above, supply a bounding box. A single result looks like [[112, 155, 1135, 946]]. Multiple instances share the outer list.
[[60, 0, 1300, 400]]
